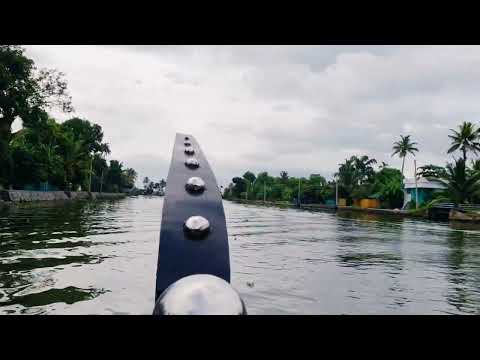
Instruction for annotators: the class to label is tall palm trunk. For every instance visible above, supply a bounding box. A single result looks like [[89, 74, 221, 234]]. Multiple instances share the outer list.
[[401, 156, 405, 177], [463, 148, 467, 162]]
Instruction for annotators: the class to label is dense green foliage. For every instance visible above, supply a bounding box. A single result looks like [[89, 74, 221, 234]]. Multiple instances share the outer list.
[[224, 171, 334, 203], [224, 157, 403, 208], [437, 159, 480, 205], [7, 113, 136, 192], [0, 45, 136, 192], [225, 126, 480, 209]]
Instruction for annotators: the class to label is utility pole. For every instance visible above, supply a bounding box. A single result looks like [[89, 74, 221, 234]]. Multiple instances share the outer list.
[[414, 159, 418, 209], [264, 182, 266, 202], [245, 182, 248, 201]]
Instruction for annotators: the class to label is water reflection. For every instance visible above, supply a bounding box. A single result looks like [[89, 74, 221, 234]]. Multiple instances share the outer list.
[[444, 231, 480, 314], [2, 198, 480, 314], [0, 286, 107, 309], [0, 198, 156, 314]]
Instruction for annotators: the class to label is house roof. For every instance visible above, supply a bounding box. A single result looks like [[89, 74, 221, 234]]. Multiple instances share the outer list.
[[404, 177, 447, 190]]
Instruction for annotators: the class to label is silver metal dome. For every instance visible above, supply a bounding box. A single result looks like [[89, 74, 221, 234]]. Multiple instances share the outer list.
[[184, 215, 210, 238], [153, 274, 247, 315], [185, 176, 206, 194], [185, 158, 200, 169]]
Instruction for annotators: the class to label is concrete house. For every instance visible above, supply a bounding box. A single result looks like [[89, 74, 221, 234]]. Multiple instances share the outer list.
[[403, 177, 447, 209]]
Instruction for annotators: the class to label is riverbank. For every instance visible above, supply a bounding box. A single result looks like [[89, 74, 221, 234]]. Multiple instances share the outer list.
[[226, 199, 430, 219], [227, 198, 480, 223], [0, 190, 126, 203]]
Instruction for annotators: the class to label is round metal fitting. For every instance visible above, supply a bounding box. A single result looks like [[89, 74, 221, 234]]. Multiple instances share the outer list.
[[184, 215, 210, 238], [153, 274, 247, 315], [185, 158, 200, 169], [185, 177, 206, 194]]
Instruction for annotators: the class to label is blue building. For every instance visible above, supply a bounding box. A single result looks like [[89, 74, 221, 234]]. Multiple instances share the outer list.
[[403, 177, 447, 209]]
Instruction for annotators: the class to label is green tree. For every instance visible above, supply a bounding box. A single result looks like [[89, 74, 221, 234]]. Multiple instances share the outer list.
[[243, 171, 256, 184], [336, 158, 360, 203], [0, 45, 73, 185], [91, 154, 109, 192], [59, 131, 89, 190], [159, 178, 166, 191], [242, 171, 256, 199], [61, 118, 110, 155], [353, 155, 377, 184], [391, 135, 419, 177], [143, 177, 150, 190], [9, 114, 65, 189], [231, 177, 247, 197], [122, 168, 137, 190], [106, 160, 124, 193], [447, 121, 480, 162], [439, 158, 480, 206], [371, 167, 404, 208]]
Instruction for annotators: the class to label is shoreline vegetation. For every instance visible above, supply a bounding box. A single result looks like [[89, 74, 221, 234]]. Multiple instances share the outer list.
[[0, 45, 138, 195], [226, 198, 480, 223], [223, 122, 480, 223], [228, 198, 426, 217]]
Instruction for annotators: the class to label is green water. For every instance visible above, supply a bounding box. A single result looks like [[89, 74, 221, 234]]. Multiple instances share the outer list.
[[1, 197, 480, 314]]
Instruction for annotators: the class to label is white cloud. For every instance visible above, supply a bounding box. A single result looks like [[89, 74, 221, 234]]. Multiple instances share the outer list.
[[23, 45, 480, 186]]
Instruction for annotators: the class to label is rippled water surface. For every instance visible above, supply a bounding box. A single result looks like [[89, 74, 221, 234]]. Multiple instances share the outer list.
[[1, 197, 480, 314]]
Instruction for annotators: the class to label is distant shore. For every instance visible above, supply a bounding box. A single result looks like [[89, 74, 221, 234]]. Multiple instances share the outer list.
[[226, 199, 429, 218]]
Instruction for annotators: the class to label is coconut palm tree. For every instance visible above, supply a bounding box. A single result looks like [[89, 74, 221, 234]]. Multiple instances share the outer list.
[[438, 158, 480, 206], [391, 135, 419, 177], [447, 121, 480, 162]]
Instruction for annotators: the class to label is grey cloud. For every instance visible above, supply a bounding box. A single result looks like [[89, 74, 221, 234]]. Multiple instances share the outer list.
[[272, 104, 292, 112], [23, 45, 480, 187], [164, 71, 200, 86]]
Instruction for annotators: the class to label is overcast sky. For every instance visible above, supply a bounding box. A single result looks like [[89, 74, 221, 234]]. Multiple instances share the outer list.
[[16, 45, 480, 187]]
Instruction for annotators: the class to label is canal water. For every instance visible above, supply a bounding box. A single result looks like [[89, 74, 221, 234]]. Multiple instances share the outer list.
[[1, 196, 480, 315]]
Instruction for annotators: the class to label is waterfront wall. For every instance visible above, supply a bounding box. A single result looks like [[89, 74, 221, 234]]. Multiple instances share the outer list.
[[0, 190, 126, 203], [449, 209, 480, 222]]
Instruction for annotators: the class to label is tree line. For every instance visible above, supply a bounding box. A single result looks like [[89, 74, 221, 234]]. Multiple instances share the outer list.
[[142, 177, 166, 195], [225, 121, 480, 209], [0, 45, 137, 192]]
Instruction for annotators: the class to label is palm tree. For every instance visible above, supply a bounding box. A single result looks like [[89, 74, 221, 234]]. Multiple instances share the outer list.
[[280, 171, 289, 183], [61, 133, 88, 190], [438, 158, 480, 206], [391, 135, 419, 177], [159, 178, 166, 190], [447, 121, 480, 162], [335, 158, 360, 202], [353, 155, 377, 184], [143, 177, 150, 190]]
